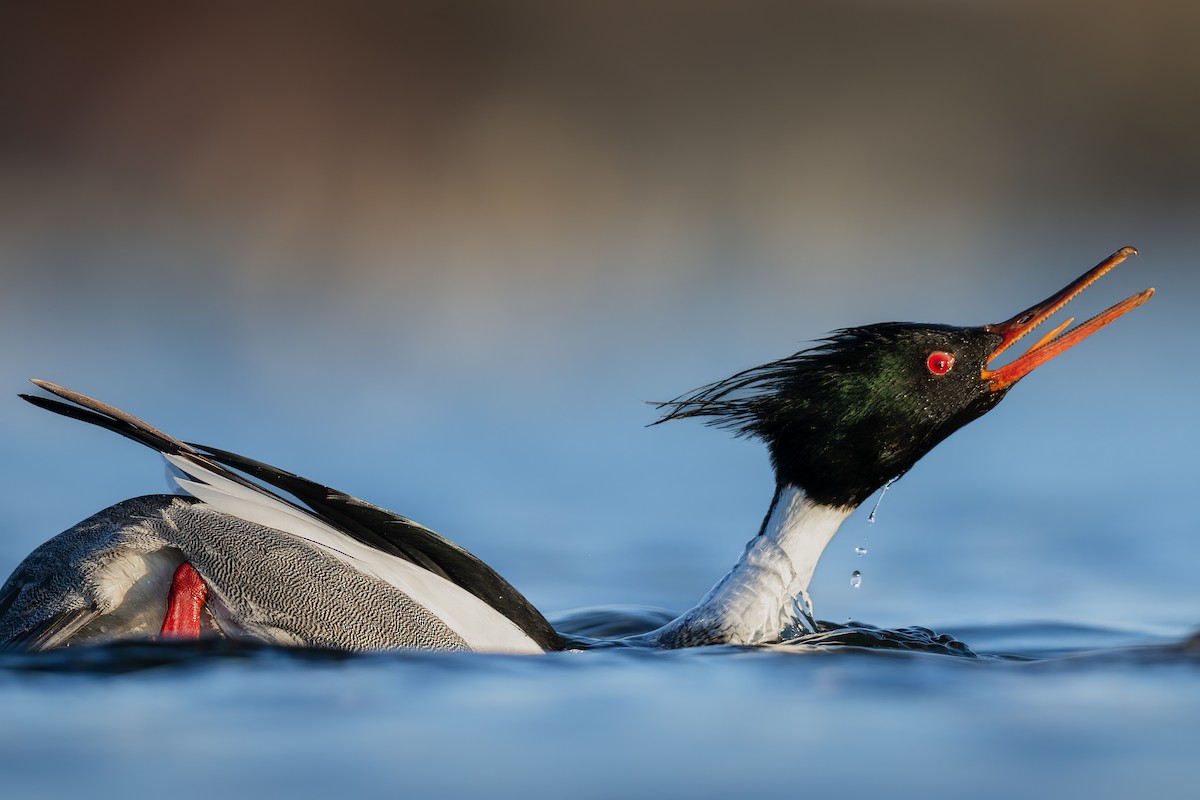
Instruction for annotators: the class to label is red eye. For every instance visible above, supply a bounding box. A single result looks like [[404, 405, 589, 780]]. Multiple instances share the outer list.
[[927, 351, 955, 375]]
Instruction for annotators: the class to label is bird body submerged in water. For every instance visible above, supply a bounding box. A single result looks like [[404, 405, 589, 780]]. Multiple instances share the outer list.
[[0, 248, 1153, 653]]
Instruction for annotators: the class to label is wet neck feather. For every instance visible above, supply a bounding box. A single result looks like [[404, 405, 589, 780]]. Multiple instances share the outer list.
[[639, 484, 852, 647]]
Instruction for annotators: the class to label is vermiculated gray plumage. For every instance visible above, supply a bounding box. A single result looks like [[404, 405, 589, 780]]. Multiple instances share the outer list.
[[0, 495, 470, 651], [5, 381, 561, 653], [0, 381, 559, 654]]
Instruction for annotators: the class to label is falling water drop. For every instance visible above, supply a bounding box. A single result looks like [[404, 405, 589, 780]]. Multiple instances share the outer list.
[[867, 477, 897, 524], [855, 546, 868, 557], [850, 570, 862, 589]]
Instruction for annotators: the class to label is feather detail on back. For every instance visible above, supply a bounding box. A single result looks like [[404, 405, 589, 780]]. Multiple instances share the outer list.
[[18, 381, 561, 653], [164, 455, 542, 653]]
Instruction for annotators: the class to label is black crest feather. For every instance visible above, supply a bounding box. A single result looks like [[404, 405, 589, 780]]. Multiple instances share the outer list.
[[653, 326, 903, 439]]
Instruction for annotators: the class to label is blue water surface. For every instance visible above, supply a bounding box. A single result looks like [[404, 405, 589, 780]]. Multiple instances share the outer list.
[[2, 632, 1198, 799]]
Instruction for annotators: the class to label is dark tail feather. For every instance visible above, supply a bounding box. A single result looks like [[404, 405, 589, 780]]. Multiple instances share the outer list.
[[21, 381, 287, 502], [22, 380, 193, 457]]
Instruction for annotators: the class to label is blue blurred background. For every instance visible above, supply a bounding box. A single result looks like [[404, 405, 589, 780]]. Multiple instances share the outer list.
[[0, 0, 1195, 633]]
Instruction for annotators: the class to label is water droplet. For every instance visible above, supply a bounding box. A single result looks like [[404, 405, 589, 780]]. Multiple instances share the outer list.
[[855, 546, 868, 557], [867, 477, 897, 524], [850, 570, 862, 589]]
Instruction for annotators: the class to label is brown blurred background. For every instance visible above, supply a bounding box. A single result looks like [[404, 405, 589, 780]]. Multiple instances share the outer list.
[[2, 1, 1195, 322]]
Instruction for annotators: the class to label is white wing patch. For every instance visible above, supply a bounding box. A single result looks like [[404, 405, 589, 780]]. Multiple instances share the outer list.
[[162, 454, 542, 654]]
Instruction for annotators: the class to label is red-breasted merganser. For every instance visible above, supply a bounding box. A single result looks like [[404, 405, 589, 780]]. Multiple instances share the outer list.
[[0, 248, 1153, 653]]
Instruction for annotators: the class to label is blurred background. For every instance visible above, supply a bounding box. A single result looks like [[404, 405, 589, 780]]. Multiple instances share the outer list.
[[1, 0, 1196, 633]]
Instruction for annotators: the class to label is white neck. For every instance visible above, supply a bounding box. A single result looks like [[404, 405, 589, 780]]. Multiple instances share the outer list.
[[637, 485, 852, 648]]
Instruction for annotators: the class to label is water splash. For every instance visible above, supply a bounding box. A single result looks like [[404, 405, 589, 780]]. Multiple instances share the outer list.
[[850, 570, 863, 589], [786, 589, 818, 635], [867, 477, 897, 524], [854, 546, 868, 556]]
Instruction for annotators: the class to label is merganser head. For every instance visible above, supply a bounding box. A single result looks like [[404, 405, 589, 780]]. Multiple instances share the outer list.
[[657, 247, 1154, 509]]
